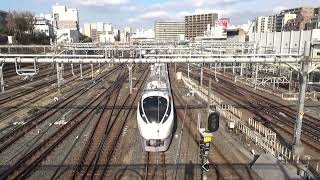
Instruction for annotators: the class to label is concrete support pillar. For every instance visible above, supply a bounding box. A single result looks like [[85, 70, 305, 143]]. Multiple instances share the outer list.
[[127, 64, 133, 94], [0, 63, 4, 93], [292, 60, 309, 155], [298, 30, 303, 55], [80, 64, 83, 80]]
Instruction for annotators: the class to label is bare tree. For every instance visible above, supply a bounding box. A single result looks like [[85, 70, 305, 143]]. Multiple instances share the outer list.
[[5, 11, 35, 38]]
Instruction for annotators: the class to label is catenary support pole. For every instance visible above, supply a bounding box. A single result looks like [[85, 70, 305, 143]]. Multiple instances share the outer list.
[[0, 63, 4, 93], [289, 70, 293, 91], [232, 63, 235, 74], [56, 63, 62, 92], [127, 64, 133, 94], [200, 64, 203, 87], [254, 64, 259, 90], [91, 64, 94, 80], [187, 63, 190, 79], [71, 63, 75, 77], [207, 78, 211, 116], [240, 63, 243, 77], [214, 63, 217, 81], [292, 59, 309, 155], [80, 64, 83, 80]]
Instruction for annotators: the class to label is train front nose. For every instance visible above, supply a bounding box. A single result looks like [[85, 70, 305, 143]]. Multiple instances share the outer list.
[[142, 96, 168, 124]]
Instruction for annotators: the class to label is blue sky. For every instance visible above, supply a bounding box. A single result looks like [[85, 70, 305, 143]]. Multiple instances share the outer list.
[[1, 0, 320, 29]]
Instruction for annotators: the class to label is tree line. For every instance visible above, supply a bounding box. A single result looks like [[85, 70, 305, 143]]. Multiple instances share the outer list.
[[0, 11, 53, 45]]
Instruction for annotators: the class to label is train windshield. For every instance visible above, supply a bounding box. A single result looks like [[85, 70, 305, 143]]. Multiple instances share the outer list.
[[143, 96, 168, 123]]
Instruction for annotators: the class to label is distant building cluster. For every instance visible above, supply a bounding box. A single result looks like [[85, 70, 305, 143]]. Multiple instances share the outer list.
[[84, 22, 114, 43], [30, 3, 80, 43], [254, 6, 320, 33], [83, 12, 234, 43]]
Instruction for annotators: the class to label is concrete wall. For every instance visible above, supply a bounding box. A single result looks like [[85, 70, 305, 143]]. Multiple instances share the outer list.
[[56, 29, 79, 43], [249, 29, 320, 54]]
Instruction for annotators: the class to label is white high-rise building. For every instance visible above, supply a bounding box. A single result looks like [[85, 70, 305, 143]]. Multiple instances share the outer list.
[[52, 3, 79, 43], [52, 3, 79, 30], [154, 21, 185, 41]]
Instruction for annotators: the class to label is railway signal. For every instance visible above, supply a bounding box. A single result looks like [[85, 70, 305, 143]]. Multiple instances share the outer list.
[[198, 112, 220, 179], [202, 159, 210, 172]]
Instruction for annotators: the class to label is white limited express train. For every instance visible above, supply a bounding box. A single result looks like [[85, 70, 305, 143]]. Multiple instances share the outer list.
[[137, 63, 175, 152]]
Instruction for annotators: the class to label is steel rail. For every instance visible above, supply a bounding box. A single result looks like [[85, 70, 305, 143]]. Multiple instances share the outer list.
[[0, 68, 126, 179], [0, 65, 122, 153], [72, 69, 128, 179]]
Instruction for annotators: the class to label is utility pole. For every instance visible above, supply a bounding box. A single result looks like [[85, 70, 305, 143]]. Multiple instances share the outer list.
[[292, 59, 309, 155], [292, 41, 312, 155]]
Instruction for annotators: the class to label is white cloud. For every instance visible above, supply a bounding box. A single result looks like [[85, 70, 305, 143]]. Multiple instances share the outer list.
[[140, 11, 169, 19], [272, 6, 287, 14], [191, 0, 207, 7], [176, 11, 191, 18], [76, 0, 129, 6], [129, 10, 169, 22], [176, 8, 233, 19]]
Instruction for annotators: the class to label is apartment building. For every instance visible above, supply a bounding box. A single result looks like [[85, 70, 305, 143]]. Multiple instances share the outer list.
[[154, 21, 184, 41], [52, 4, 79, 30], [275, 13, 296, 31], [185, 13, 218, 39], [52, 4, 79, 43], [254, 16, 275, 33]]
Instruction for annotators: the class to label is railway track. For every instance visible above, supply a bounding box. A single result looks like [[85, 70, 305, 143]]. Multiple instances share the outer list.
[[144, 152, 166, 180], [72, 68, 128, 178], [0, 65, 122, 154], [180, 65, 320, 152], [72, 65, 150, 179], [169, 66, 250, 180], [0, 64, 93, 106], [204, 69, 320, 149], [0, 66, 127, 179], [172, 90, 245, 179], [0, 64, 108, 121]]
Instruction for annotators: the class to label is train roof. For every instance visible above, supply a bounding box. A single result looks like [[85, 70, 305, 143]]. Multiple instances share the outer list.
[[143, 64, 169, 92]]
